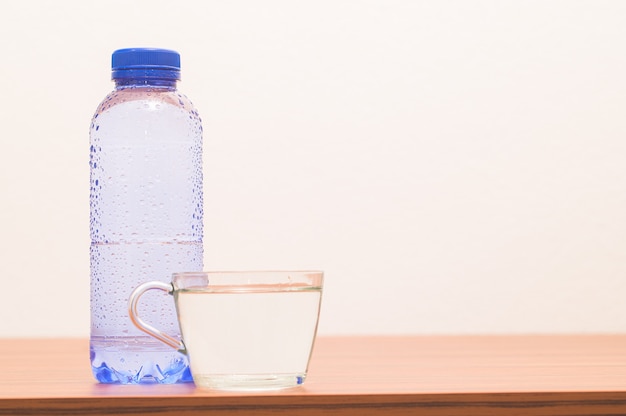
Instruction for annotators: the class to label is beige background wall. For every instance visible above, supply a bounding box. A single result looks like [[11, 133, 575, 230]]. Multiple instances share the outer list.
[[1, 0, 625, 337]]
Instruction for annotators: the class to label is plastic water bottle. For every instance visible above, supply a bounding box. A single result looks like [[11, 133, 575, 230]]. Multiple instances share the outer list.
[[89, 48, 203, 384]]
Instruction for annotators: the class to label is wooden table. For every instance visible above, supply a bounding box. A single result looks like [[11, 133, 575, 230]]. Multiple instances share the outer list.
[[2, 335, 626, 415]]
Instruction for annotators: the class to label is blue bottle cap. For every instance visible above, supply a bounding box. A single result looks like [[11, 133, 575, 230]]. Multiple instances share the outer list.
[[111, 48, 181, 81]]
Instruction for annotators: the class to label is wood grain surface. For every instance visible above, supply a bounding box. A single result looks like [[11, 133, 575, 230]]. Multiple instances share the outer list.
[[1, 335, 626, 415]]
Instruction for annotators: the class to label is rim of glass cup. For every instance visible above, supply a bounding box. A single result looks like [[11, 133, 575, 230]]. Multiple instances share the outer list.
[[173, 270, 324, 275], [171, 270, 324, 292]]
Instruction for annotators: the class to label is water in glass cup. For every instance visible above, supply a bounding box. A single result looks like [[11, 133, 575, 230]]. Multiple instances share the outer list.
[[175, 284, 322, 390]]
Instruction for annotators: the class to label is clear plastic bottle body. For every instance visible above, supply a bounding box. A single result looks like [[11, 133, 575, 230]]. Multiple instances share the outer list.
[[89, 79, 203, 384]]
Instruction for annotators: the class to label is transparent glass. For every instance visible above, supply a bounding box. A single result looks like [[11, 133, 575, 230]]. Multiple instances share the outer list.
[[129, 271, 324, 391]]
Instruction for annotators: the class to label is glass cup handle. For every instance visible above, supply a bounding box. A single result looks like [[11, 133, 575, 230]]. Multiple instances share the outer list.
[[128, 281, 186, 354]]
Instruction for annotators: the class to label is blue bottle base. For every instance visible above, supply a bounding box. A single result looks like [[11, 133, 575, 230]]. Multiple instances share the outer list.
[[91, 361, 193, 384], [90, 337, 193, 384]]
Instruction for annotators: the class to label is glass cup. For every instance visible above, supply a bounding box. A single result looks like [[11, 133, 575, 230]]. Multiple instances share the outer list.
[[128, 270, 324, 391]]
